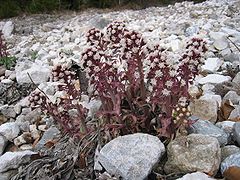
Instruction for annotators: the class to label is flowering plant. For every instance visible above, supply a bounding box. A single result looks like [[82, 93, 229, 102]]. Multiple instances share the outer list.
[[0, 30, 16, 69], [80, 22, 207, 138], [29, 64, 90, 139]]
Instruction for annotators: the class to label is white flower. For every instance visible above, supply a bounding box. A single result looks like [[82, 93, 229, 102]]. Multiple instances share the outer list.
[[125, 52, 132, 59], [112, 30, 116, 34], [148, 85, 153, 92], [88, 51, 93, 56], [87, 60, 92, 66], [132, 47, 138, 53], [82, 54, 88, 60], [127, 39, 132, 46], [169, 70, 177, 77], [135, 39, 140, 45], [155, 70, 163, 77], [165, 80, 173, 88], [131, 34, 136, 39], [93, 53, 101, 60], [180, 79, 186, 86], [159, 62, 165, 68], [162, 89, 170, 96], [151, 78, 157, 86]]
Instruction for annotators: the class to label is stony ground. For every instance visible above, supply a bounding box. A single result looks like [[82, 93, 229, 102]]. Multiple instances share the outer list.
[[0, 0, 240, 179]]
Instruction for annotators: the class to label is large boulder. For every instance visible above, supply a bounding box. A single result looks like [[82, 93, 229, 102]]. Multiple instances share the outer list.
[[15, 60, 51, 85], [0, 151, 36, 173], [188, 120, 229, 146], [164, 134, 221, 176], [98, 133, 165, 180], [0, 122, 20, 141]]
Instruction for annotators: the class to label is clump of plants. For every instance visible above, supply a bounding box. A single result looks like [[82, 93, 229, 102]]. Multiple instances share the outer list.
[[80, 21, 207, 139], [29, 22, 207, 143], [0, 31, 16, 69]]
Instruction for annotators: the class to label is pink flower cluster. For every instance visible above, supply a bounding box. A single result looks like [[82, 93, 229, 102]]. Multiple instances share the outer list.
[[80, 22, 207, 137], [0, 31, 8, 58]]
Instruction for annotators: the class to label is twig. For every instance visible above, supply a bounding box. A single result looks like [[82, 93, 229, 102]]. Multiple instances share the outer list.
[[227, 36, 240, 52]]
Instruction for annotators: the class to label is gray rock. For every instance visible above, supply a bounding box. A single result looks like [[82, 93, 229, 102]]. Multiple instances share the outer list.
[[89, 15, 112, 29], [177, 172, 215, 180], [190, 96, 218, 123], [188, 120, 229, 146], [233, 72, 240, 85], [223, 91, 240, 105], [0, 135, 7, 155], [229, 106, 240, 121], [216, 121, 235, 135], [209, 31, 227, 40], [0, 122, 20, 141], [213, 39, 229, 50], [0, 151, 36, 173], [0, 170, 17, 180], [98, 133, 165, 180], [0, 105, 16, 118], [2, 21, 14, 38], [34, 126, 60, 150], [185, 25, 199, 37], [201, 57, 223, 73], [15, 60, 51, 85], [164, 134, 221, 175], [16, 108, 41, 123], [221, 153, 240, 174], [0, 66, 6, 77], [221, 145, 240, 161], [198, 74, 231, 85], [233, 122, 240, 146]]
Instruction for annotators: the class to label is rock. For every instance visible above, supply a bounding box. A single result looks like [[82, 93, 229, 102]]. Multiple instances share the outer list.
[[221, 145, 240, 161], [233, 72, 240, 85], [201, 58, 223, 72], [198, 74, 231, 85], [13, 132, 32, 146], [17, 108, 41, 123], [38, 125, 47, 131], [223, 91, 240, 105], [177, 172, 214, 180], [0, 150, 36, 173], [233, 122, 240, 146], [216, 121, 235, 134], [19, 144, 33, 150], [89, 15, 112, 29], [0, 105, 16, 118], [0, 170, 17, 180], [209, 31, 227, 40], [0, 66, 6, 77], [0, 135, 7, 155], [213, 39, 229, 50], [190, 96, 219, 123], [164, 134, 221, 175], [170, 39, 183, 52], [185, 25, 199, 37], [2, 21, 14, 38], [188, 120, 229, 146], [34, 126, 60, 150], [15, 60, 51, 85], [29, 124, 40, 140], [1, 79, 14, 85], [221, 153, 240, 174], [98, 133, 165, 180], [14, 104, 22, 115], [80, 99, 102, 118], [0, 122, 20, 141], [229, 106, 240, 121]]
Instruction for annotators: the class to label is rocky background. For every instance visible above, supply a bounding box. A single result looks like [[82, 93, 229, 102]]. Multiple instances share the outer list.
[[0, 0, 240, 179]]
